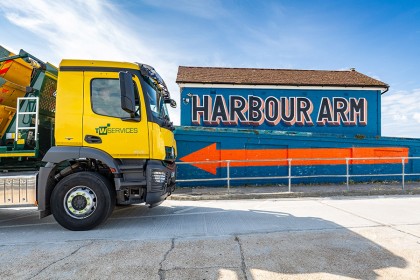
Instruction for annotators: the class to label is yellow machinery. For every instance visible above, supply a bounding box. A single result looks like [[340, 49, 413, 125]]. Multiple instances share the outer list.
[[0, 46, 177, 230], [0, 48, 32, 138]]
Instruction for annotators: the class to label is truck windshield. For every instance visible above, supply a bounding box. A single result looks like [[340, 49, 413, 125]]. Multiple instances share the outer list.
[[141, 78, 170, 120], [138, 65, 171, 126]]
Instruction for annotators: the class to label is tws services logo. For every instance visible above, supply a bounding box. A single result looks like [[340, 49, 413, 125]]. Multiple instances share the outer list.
[[95, 124, 138, 135]]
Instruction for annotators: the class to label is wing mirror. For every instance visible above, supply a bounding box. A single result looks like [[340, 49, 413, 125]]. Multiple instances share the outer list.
[[165, 98, 177, 108], [119, 71, 136, 117]]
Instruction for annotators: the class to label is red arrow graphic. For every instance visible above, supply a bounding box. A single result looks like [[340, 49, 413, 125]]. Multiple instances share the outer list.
[[179, 143, 408, 175], [0, 60, 12, 76]]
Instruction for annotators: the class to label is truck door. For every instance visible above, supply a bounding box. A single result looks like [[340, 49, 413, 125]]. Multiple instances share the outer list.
[[82, 71, 150, 159]]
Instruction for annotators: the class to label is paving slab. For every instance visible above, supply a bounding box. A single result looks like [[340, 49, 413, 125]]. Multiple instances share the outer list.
[[319, 196, 420, 225], [239, 227, 419, 279], [161, 237, 245, 279], [0, 240, 172, 280]]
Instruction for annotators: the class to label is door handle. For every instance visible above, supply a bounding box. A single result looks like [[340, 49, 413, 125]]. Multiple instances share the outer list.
[[84, 135, 102, 144]]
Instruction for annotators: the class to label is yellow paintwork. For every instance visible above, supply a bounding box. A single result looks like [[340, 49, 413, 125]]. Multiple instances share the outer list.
[[60, 59, 140, 71], [0, 52, 33, 86], [0, 152, 36, 157], [0, 105, 16, 137], [55, 59, 176, 161], [148, 122, 177, 160], [0, 49, 33, 137], [82, 71, 150, 158], [0, 80, 27, 107], [55, 70, 84, 146]]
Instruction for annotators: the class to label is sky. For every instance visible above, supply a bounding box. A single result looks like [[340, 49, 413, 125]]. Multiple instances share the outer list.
[[0, 0, 419, 138]]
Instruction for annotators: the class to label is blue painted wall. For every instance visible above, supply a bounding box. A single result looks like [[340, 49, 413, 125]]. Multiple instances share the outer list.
[[175, 127, 420, 187], [176, 83, 420, 187], [180, 87, 381, 137]]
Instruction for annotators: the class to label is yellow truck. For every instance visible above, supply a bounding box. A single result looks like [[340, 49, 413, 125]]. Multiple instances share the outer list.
[[0, 46, 177, 230]]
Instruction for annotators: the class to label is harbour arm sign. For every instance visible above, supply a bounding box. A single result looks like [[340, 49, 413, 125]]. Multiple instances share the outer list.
[[190, 94, 367, 127]]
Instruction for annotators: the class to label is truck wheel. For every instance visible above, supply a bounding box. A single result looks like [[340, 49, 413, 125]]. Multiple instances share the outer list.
[[50, 172, 115, 231]]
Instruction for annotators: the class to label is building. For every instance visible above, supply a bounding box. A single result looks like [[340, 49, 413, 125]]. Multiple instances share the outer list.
[[175, 66, 420, 186]]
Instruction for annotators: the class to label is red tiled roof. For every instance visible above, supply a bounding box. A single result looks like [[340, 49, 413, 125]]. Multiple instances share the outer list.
[[176, 66, 388, 88]]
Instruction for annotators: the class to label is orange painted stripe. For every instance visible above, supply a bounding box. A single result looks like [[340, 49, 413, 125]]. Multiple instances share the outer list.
[[224, 147, 408, 167], [180, 143, 409, 174]]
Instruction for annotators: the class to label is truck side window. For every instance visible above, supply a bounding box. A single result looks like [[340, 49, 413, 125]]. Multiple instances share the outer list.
[[91, 78, 139, 118]]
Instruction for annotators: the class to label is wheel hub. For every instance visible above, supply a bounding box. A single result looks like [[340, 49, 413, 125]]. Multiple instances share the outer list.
[[71, 195, 88, 210], [64, 186, 97, 219]]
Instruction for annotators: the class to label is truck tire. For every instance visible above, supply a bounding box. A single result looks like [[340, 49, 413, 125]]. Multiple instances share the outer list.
[[50, 172, 115, 231]]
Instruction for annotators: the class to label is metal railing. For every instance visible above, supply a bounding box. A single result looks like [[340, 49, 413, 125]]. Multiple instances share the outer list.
[[176, 157, 420, 192]]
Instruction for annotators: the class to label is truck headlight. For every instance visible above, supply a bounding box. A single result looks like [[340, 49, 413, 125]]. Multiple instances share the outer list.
[[151, 170, 166, 184]]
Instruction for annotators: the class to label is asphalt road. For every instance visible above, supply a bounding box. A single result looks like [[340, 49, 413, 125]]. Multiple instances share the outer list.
[[1, 195, 420, 279]]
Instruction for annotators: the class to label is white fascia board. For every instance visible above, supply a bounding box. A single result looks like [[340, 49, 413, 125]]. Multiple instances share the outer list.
[[178, 83, 387, 92]]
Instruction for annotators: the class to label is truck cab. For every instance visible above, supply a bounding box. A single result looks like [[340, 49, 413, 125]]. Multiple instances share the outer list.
[[1, 49, 177, 231]]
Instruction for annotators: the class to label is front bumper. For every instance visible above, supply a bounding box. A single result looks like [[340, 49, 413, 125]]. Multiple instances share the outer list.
[[145, 161, 176, 207]]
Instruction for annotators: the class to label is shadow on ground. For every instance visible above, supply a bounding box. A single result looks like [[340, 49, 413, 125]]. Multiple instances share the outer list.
[[0, 201, 409, 279]]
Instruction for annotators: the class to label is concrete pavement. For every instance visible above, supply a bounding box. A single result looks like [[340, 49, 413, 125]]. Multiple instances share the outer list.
[[1, 196, 420, 279]]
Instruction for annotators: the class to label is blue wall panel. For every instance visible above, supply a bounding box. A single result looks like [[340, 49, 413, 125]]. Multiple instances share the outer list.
[[175, 127, 420, 187]]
